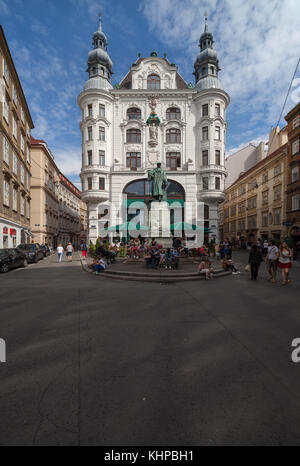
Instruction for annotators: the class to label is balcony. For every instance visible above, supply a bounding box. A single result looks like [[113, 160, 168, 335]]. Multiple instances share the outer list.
[[81, 189, 109, 203], [199, 164, 227, 176], [81, 164, 110, 174], [198, 189, 225, 203]]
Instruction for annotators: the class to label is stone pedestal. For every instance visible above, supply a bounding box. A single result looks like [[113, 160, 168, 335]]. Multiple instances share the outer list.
[[149, 201, 170, 239]]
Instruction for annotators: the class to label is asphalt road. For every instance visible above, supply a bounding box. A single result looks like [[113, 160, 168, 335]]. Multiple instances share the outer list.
[[0, 251, 300, 446]]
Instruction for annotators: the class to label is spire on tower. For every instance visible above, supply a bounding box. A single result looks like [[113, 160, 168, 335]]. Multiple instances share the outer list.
[[98, 12, 102, 32], [204, 11, 208, 32]]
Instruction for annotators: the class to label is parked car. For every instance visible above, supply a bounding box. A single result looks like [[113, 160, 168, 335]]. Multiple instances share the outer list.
[[40, 245, 51, 257], [0, 248, 28, 273], [17, 243, 44, 263]]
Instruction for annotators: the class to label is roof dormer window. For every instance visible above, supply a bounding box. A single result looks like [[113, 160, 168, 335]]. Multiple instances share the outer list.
[[147, 74, 160, 90]]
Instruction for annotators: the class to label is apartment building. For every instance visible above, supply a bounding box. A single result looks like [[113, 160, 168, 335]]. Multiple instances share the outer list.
[[58, 174, 81, 247], [221, 126, 288, 243], [30, 136, 60, 247], [0, 26, 34, 248], [285, 103, 300, 250]]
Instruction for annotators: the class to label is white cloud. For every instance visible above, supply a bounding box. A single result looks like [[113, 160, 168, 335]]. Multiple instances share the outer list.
[[141, 0, 300, 127], [226, 134, 268, 157], [53, 146, 82, 177], [0, 0, 9, 15], [30, 20, 48, 36]]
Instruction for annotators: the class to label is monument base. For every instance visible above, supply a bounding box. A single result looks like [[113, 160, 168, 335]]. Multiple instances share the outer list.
[[148, 200, 170, 239]]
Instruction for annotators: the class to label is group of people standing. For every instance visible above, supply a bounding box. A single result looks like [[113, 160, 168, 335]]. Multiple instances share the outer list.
[[248, 240, 293, 284]]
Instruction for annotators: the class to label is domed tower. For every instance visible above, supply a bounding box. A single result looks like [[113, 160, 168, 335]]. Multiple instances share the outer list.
[[193, 14, 230, 242], [78, 14, 113, 244]]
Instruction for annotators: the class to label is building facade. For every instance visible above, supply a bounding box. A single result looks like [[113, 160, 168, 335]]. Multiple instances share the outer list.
[[0, 26, 34, 248], [221, 127, 289, 243], [285, 102, 300, 251], [30, 136, 60, 247], [79, 17, 229, 244], [80, 199, 88, 244], [57, 174, 81, 247], [225, 142, 266, 188]]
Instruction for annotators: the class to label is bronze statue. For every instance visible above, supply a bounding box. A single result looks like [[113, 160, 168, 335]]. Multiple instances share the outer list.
[[147, 163, 168, 201]]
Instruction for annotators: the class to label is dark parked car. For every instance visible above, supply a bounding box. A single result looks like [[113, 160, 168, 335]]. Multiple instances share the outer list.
[[0, 248, 28, 273], [17, 243, 44, 263], [40, 245, 51, 257]]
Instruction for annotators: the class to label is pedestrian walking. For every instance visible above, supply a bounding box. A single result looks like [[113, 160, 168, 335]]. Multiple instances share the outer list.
[[66, 242, 74, 262], [263, 239, 268, 257], [266, 240, 279, 283], [277, 241, 293, 285], [81, 241, 87, 258], [57, 244, 64, 263], [248, 244, 263, 280]]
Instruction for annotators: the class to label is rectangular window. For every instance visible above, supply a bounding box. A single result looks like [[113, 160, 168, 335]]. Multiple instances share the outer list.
[[99, 126, 105, 141], [238, 185, 246, 195], [3, 137, 9, 165], [202, 104, 208, 116], [238, 202, 246, 214], [13, 188, 18, 211], [166, 152, 181, 170], [215, 177, 220, 190], [292, 139, 299, 155], [99, 178, 105, 190], [3, 95, 9, 121], [202, 150, 208, 166], [20, 196, 25, 216], [21, 165, 25, 184], [262, 211, 268, 227], [202, 126, 208, 140], [247, 215, 257, 229], [13, 86, 18, 106], [292, 166, 299, 182], [13, 117, 17, 139], [273, 185, 281, 201], [4, 180, 10, 206], [13, 153, 18, 175], [27, 200, 30, 219], [87, 126, 92, 141], [26, 122, 30, 137], [292, 194, 299, 211], [99, 150, 105, 166], [3, 59, 9, 82], [262, 190, 268, 206], [230, 221, 236, 233], [215, 103, 220, 116], [238, 219, 245, 231], [293, 115, 299, 129], [21, 107, 25, 123], [202, 177, 209, 190], [99, 104, 105, 117], [248, 196, 257, 209], [87, 177, 92, 190], [21, 133, 25, 153], [248, 180, 257, 191], [26, 145, 30, 163], [126, 152, 141, 170], [87, 150, 92, 166], [274, 165, 281, 176], [230, 206, 236, 217], [262, 172, 268, 183], [273, 208, 281, 225], [215, 126, 221, 140], [88, 104, 93, 117], [215, 150, 220, 166]]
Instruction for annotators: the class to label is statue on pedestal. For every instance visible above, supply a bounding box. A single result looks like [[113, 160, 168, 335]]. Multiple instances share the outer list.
[[147, 163, 168, 202], [147, 96, 160, 147]]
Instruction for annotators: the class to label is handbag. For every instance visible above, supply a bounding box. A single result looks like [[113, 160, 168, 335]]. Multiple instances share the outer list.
[[245, 264, 250, 272]]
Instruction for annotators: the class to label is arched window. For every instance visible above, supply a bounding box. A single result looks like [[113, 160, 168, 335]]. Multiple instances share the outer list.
[[127, 107, 141, 120], [126, 128, 141, 143], [166, 107, 181, 120], [166, 128, 181, 144], [147, 74, 160, 90]]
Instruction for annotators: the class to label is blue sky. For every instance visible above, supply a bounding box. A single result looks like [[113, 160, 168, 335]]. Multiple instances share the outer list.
[[1, 0, 300, 189]]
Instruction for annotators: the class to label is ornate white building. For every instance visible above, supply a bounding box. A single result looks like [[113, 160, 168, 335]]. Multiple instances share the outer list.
[[78, 17, 230, 244]]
